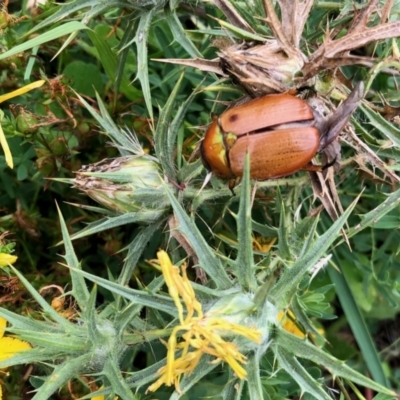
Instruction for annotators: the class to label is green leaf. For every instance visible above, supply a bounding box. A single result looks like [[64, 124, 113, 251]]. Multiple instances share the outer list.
[[64, 267, 178, 317], [56, 203, 90, 308], [63, 61, 104, 97], [165, 6, 203, 58], [168, 83, 198, 168], [118, 222, 163, 286], [222, 372, 245, 400], [87, 30, 142, 101], [154, 71, 185, 180], [277, 199, 292, 259], [271, 194, 360, 307], [212, 17, 267, 41], [116, 18, 138, 99], [275, 329, 395, 396], [163, 183, 232, 289], [134, 10, 156, 120], [328, 256, 389, 388], [68, 212, 166, 241], [103, 355, 139, 399], [343, 187, 400, 243], [32, 355, 93, 400], [0, 308, 65, 338], [28, 0, 131, 35], [246, 353, 265, 400], [6, 265, 76, 329], [0, 22, 90, 61], [276, 349, 331, 400], [360, 103, 400, 146], [76, 92, 143, 156], [234, 153, 258, 291]]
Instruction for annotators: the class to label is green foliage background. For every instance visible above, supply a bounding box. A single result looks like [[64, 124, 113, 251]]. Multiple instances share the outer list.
[[0, 0, 400, 399]]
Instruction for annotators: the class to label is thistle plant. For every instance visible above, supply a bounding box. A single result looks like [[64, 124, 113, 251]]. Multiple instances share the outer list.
[[0, 164, 398, 399], [0, 0, 400, 399]]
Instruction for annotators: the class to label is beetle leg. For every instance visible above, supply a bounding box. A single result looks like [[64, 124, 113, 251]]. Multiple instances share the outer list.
[[302, 163, 323, 172], [322, 156, 337, 170], [302, 156, 338, 173], [228, 178, 238, 195], [317, 82, 364, 151]]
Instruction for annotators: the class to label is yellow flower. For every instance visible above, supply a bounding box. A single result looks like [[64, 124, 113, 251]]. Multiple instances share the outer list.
[[252, 235, 277, 252], [0, 317, 31, 400], [0, 253, 17, 268], [91, 385, 118, 400], [147, 251, 261, 393], [278, 310, 305, 338]]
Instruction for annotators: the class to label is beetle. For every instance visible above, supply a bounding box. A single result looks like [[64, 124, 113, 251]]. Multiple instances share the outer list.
[[200, 83, 363, 188]]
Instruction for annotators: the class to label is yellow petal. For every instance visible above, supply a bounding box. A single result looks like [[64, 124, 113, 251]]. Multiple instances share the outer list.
[[157, 251, 185, 323], [0, 337, 31, 361], [278, 310, 305, 338], [90, 385, 118, 400], [0, 317, 6, 339], [0, 80, 45, 104], [0, 253, 17, 268], [0, 124, 12, 169]]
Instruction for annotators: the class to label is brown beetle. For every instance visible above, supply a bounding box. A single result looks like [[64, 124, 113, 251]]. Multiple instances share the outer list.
[[200, 83, 363, 186]]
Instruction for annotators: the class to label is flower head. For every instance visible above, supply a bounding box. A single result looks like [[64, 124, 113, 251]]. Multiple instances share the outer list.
[[0, 317, 31, 398], [0, 317, 31, 360], [0, 254, 17, 268], [72, 156, 172, 219], [0, 233, 17, 268], [147, 251, 261, 393]]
